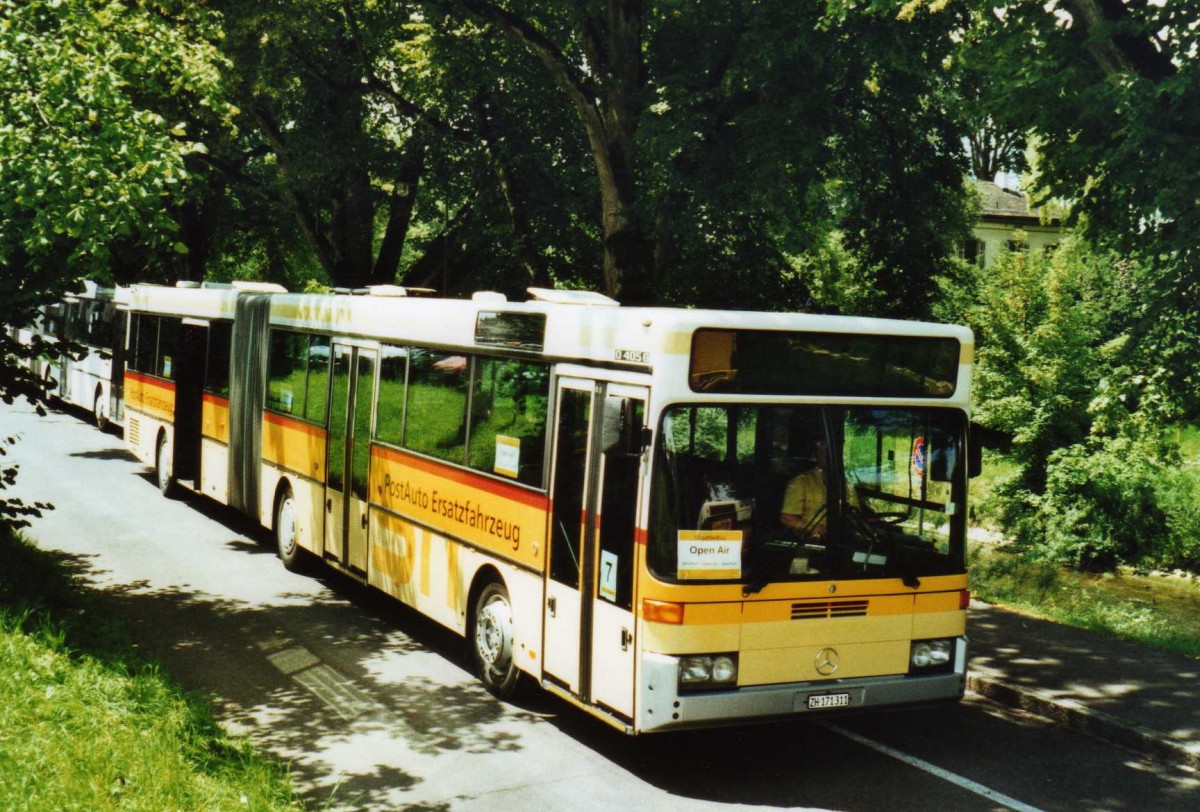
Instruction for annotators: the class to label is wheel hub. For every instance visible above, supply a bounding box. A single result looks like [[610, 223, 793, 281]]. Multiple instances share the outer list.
[[477, 597, 513, 667], [278, 499, 296, 555]]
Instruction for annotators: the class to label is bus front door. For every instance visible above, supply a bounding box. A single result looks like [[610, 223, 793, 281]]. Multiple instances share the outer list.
[[544, 378, 645, 720], [324, 342, 377, 575]]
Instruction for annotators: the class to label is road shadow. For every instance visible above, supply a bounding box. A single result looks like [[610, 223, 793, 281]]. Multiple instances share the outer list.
[[44, 544, 543, 810], [70, 448, 138, 461], [968, 603, 1200, 747]]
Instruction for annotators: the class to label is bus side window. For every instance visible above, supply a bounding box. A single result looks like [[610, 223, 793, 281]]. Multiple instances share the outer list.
[[375, 344, 408, 447], [156, 317, 178, 380], [91, 303, 114, 352], [266, 330, 309, 416], [205, 322, 232, 397], [131, 315, 158, 375], [305, 335, 330, 425], [404, 349, 469, 464], [66, 302, 85, 342], [467, 358, 550, 487]]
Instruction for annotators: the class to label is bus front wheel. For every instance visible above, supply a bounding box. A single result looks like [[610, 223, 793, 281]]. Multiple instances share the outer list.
[[473, 581, 521, 698]]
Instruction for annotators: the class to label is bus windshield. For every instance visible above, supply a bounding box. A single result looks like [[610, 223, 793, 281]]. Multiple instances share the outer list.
[[648, 405, 967, 589]]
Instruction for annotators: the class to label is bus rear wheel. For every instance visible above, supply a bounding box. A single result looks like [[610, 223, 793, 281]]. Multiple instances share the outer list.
[[93, 390, 109, 432], [275, 487, 307, 572], [155, 435, 176, 498], [472, 581, 521, 698]]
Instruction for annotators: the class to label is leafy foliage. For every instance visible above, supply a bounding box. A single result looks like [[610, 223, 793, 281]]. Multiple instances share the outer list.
[[953, 236, 1200, 572], [0, 0, 231, 279], [954, 238, 1133, 483], [0, 436, 51, 531], [994, 432, 1200, 574], [421, 0, 977, 310], [1033, 436, 1167, 571]]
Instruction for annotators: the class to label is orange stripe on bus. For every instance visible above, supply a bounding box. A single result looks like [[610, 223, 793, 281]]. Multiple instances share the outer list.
[[262, 409, 326, 438], [125, 370, 176, 393]]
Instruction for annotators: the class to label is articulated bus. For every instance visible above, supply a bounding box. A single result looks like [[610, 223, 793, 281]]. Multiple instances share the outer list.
[[122, 282, 977, 733], [14, 281, 129, 429]]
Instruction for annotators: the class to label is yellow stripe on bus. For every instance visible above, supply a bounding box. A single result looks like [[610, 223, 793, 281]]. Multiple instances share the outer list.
[[447, 541, 460, 612], [125, 372, 175, 423], [261, 412, 326, 481], [201, 395, 229, 443], [421, 534, 432, 597]]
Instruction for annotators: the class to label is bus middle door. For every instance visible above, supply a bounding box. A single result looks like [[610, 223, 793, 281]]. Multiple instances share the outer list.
[[544, 378, 645, 721], [324, 342, 377, 576]]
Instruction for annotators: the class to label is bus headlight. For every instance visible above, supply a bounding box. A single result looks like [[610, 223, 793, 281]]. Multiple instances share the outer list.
[[909, 639, 954, 672], [679, 654, 739, 689]]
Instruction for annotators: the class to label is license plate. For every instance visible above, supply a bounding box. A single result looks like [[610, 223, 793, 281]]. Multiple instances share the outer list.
[[807, 693, 851, 710]]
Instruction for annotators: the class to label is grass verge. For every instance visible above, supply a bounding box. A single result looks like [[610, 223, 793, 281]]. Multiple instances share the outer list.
[[969, 543, 1200, 659], [0, 525, 301, 811]]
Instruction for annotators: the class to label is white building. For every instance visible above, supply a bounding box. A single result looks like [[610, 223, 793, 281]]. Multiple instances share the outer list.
[[965, 180, 1063, 267]]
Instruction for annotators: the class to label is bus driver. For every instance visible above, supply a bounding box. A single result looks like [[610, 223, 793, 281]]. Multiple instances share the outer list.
[[780, 440, 859, 538]]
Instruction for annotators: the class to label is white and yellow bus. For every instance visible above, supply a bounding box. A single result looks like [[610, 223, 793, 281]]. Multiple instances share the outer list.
[[123, 282, 977, 733]]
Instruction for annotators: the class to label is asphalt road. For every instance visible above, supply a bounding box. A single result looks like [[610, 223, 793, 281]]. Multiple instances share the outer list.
[[4, 401, 1197, 811]]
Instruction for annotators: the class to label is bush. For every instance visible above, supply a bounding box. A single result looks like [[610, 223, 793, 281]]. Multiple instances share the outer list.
[[1032, 438, 1166, 571], [1013, 435, 1200, 572], [1154, 466, 1200, 571]]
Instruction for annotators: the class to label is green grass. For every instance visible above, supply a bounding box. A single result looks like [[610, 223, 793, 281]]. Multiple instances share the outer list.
[[1176, 422, 1200, 464], [0, 526, 301, 811], [969, 544, 1200, 659]]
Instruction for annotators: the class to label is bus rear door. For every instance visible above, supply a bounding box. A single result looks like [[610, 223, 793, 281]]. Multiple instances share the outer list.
[[324, 341, 377, 575]]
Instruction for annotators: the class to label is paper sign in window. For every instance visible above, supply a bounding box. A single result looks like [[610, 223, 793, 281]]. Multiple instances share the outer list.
[[599, 550, 619, 602], [494, 435, 520, 478], [677, 530, 742, 580]]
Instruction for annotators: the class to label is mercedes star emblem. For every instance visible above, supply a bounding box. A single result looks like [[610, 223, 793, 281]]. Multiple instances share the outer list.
[[815, 647, 840, 676]]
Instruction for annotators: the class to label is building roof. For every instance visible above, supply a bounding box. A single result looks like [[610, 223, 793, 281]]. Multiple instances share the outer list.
[[974, 179, 1061, 226]]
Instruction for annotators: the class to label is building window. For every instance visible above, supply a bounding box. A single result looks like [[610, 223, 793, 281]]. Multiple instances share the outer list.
[[963, 239, 985, 267]]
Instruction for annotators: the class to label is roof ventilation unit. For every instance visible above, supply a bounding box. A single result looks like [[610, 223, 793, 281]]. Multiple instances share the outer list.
[[526, 287, 619, 306]]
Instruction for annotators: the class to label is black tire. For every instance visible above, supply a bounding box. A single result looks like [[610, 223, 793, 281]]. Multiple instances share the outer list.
[[472, 581, 522, 698], [275, 487, 308, 572], [155, 435, 176, 498], [93, 390, 109, 432]]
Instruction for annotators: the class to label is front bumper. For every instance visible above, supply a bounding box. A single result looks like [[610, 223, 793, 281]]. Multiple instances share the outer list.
[[636, 637, 967, 733]]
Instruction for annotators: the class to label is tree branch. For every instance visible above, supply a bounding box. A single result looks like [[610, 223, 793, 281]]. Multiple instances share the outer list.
[[439, 0, 600, 127], [1063, 0, 1176, 81]]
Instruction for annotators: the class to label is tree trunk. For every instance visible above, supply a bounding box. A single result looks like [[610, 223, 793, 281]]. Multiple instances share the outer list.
[[455, 0, 652, 300]]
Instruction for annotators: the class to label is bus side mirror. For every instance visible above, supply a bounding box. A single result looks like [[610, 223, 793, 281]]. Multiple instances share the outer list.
[[967, 425, 983, 479]]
